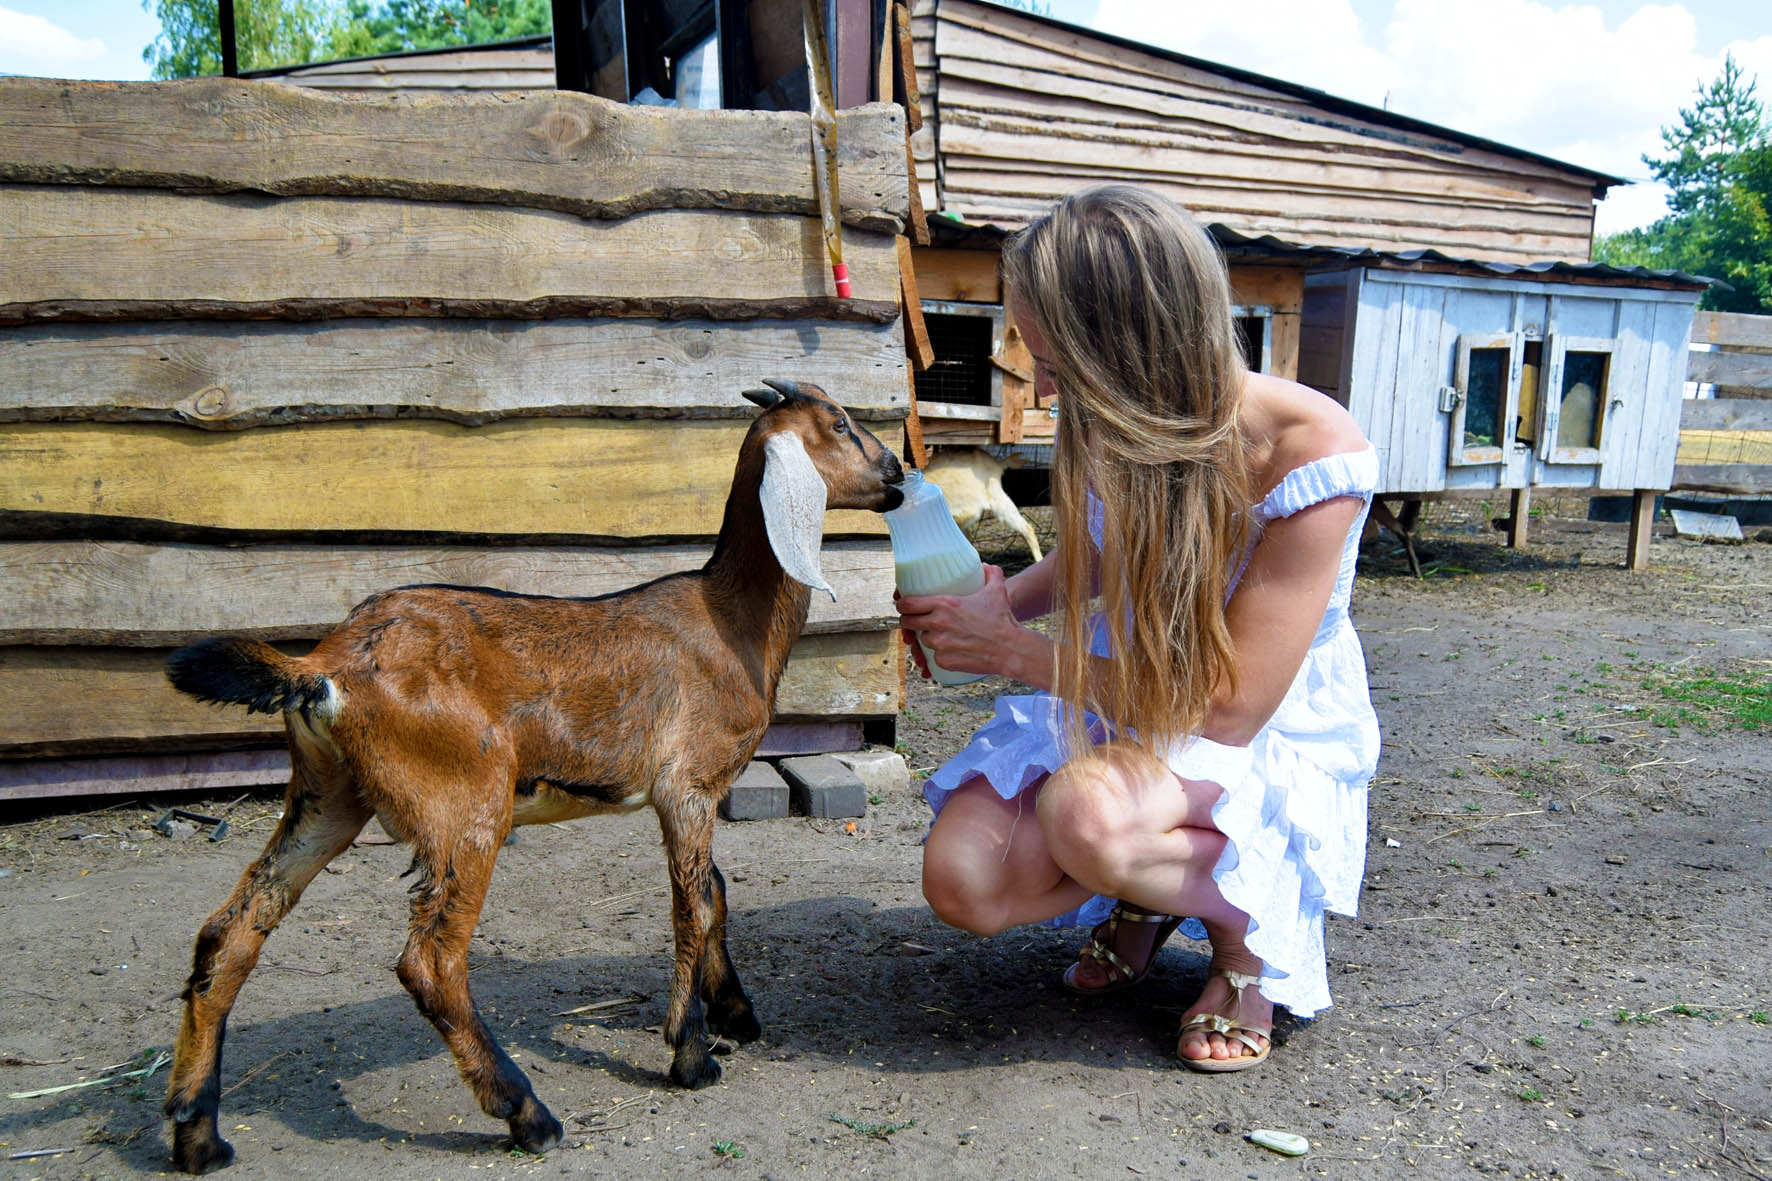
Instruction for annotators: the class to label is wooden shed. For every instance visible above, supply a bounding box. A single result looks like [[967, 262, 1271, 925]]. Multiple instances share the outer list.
[[894, 0, 1626, 450], [0, 75, 912, 802], [1297, 254, 1707, 569]]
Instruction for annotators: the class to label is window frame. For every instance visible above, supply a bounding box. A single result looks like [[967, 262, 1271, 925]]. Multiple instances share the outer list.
[[1232, 304, 1275, 374], [1538, 334, 1616, 466], [1448, 330, 1520, 467]]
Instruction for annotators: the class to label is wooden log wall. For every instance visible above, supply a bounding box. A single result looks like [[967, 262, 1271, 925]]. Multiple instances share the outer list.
[[910, 0, 1606, 265], [1675, 310, 1772, 495], [0, 76, 913, 803]]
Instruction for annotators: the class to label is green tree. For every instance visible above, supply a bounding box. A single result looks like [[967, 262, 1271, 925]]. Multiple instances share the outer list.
[[144, 0, 336, 77], [1645, 53, 1763, 216], [143, 0, 551, 78], [1595, 57, 1769, 314]]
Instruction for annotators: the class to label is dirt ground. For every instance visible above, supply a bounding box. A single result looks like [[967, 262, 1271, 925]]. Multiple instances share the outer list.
[[2, 497, 1770, 1180]]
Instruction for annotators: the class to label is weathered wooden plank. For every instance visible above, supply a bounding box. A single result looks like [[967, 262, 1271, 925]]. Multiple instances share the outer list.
[[1692, 310, 1772, 351], [0, 188, 901, 324], [1393, 283, 1451, 492], [0, 419, 898, 538], [1229, 268, 1305, 314], [1268, 312, 1301, 382], [911, 247, 1001, 303], [936, 127, 1596, 239], [1676, 429, 1772, 465], [0, 539, 897, 646], [0, 727, 872, 802], [936, 66, 1599, 207], [1670, 463, 1772, 495], [1687, 348, 1772, 391], [0, 77, 907, 231], [937, 181, 1584, 263], [0, 318, 908, 427], [1680, 398, 1772, 431], [0, 748, 291, 802], [932, 4, 1604, 187], [898, 238, 936, 372], [0, 629, 902, 757], [1598, 299, 1655, 490]]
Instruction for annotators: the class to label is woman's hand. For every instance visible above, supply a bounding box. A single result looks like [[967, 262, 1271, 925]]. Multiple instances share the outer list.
[[895, 564, 1026, 680]]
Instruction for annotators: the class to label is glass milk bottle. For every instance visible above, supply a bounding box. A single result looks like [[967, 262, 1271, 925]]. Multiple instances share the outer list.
[[884, 469, 988, 686]]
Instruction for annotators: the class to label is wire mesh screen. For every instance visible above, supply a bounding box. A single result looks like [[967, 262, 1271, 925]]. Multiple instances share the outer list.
[[914, 312, 996, 406]]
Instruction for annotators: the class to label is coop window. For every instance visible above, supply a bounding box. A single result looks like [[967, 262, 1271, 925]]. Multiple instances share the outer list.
[[1233, 307, 1274, 373], [1449, 332, 1518, 466], [914, 303, 1001, 408], [1539, 336, 1615, 464]]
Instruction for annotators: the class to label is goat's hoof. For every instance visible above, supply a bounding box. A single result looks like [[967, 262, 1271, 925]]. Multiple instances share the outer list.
[[711, 1000, 762, 1045], [171, 1122, 235, 1174], [508, 1098, 563, 1156], [669, 1050, 723, 1090]]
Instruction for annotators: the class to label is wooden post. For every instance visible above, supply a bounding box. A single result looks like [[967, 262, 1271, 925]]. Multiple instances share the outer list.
[[1505, 486, 1530, 549], [1626, 489, 1657, 570], [897, 238, 930, 467]]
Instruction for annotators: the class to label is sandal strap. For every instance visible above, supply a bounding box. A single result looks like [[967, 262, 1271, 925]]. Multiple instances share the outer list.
[[1112, 906, 1176, 924], [1179, 969, 1271, 1048], [1080, 936, 1136, 982]]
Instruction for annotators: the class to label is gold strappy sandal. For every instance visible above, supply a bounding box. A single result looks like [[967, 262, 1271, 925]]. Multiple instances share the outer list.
[[1061, 903, 1184, 996], [1178, 969, 1272, 1073]]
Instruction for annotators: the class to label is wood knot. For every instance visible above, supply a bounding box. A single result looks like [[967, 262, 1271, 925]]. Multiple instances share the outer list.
[[184, 385, 234, 420], [530, 107, 592, 157]]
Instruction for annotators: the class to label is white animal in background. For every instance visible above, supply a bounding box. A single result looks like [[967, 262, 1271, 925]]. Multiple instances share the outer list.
[[923, 447, 1044, 562]]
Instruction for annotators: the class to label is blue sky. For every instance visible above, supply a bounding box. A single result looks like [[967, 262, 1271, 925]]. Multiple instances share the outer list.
[[3, 0, 1769, 234]]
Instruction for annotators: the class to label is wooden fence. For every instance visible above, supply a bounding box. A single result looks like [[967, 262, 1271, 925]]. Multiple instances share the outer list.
[[1675, 310, 1772, 495], [0, 76, 912, 803]]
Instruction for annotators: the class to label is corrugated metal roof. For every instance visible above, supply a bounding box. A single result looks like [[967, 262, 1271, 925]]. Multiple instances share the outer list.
[[923, 212, 1714, 291], [1207, 224, 1714, 290]]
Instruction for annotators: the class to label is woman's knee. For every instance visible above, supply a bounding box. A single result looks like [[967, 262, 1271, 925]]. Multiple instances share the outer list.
[[1036, 754, 1141, 891], [921, 850, 1013, 936]]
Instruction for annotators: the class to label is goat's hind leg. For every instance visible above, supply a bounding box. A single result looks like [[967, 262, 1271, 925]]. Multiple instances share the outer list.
[[699, 859, 761, 1044], [395, 822, 561, 1156], [656, 791, 747, 1087], [165, 758, 371, 1174]]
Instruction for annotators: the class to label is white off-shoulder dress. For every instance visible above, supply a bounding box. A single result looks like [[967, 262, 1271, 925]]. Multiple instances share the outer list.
[[922, 447, 1382, 1018]]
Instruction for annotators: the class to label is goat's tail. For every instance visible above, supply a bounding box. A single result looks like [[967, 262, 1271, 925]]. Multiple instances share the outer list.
[[165, 636, 337, 718]]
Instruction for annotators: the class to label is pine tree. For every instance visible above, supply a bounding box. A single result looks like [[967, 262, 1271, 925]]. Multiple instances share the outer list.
[[1643, 53, 1764, 217]]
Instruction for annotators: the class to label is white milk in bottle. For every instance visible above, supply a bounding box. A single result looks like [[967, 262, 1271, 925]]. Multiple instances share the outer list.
[[884, 469, 988, 686]]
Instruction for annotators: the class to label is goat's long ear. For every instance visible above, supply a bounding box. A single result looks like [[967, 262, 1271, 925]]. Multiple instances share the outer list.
[[760, 432, 835, 601]]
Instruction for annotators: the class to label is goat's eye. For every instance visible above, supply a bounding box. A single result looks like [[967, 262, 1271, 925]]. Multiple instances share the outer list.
[[834, 417, 850, 434]]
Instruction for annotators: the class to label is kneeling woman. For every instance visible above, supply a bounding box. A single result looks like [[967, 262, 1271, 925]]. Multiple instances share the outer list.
[[896, 185, 1380, 1072]]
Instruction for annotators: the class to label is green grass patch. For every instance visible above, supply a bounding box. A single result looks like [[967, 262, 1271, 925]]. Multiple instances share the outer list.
[[1643, 666, 1772, 733]]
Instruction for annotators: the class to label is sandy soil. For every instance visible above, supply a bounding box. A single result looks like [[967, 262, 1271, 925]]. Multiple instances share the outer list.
[[2, 498, 1769, 1180]]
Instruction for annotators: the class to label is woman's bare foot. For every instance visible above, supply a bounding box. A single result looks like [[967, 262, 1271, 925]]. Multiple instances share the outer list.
[[1178, 959, 1273, 1071]]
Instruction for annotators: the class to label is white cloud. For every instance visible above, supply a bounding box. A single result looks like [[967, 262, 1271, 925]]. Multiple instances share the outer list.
[[0, 5, 107, 73], [1092, 1, 1761, 231]]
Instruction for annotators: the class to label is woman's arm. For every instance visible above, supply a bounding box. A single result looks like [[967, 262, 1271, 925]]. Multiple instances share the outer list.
[[1003, 549, 1060, 621], [1199, 495, 1364, 745]]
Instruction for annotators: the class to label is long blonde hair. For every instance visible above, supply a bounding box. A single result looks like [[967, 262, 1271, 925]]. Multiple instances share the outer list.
[[1002, 185, 1251, 754]]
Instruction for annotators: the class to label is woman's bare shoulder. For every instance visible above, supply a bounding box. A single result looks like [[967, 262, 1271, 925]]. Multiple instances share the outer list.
[[1242, 373, 1369, 495]]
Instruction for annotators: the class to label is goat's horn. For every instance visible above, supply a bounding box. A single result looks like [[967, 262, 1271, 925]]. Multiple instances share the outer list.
[[762, 378, 801, 398], [741, 386, 784, 410]]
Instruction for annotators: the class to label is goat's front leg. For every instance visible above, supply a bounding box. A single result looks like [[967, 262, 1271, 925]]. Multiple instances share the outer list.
[[699, 859, 761, 1044], [396, 823, 562, 1156], [165, 770, 371, 1173], [655, 791, 728, 1087]]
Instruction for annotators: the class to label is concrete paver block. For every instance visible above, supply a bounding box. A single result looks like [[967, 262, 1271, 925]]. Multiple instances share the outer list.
[[830, 748, 910, 796], [777, 754, 867, 819], [720, 760, 790, 821]]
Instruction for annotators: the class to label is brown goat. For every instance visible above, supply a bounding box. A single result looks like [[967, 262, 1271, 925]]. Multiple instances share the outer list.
[[159, 379, 904, 1173]]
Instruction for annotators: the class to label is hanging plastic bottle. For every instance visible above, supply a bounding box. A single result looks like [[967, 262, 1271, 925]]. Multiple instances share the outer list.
[[884, 469, 988, 686]]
